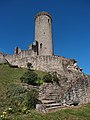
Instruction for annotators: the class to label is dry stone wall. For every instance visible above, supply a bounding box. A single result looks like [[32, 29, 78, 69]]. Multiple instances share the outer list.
[[5, 54, 72, 73], [39, 72, 90, 105]]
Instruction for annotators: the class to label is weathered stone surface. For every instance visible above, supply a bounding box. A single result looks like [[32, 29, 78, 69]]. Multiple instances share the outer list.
[[38, 71, 90, 105], [35, 12, 53, 56], [0, 52, 7, 64], [36, 104, 47, 113]]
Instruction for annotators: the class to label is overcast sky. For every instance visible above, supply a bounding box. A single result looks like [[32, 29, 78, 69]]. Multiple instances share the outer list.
[[0, 0, 90, 74]]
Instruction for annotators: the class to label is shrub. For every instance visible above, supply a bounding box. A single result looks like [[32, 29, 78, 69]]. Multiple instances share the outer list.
[[27, 63, 33, 70], [6, 84, 27, 112], [26, 89, 41, 109], [36, 77, 44, 86], [43, 72, 60, 83], [6, 84, 41, 112], [7, 107, 14, 114], [43, 73, 52, 83], [52, 72, 59, 83], [20, 71, 38, 85]]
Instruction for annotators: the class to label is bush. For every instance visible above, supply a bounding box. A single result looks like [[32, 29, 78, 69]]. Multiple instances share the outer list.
[[6, 84, 27, 112], [27, 63, 33, 70], [43, 72, 59, 83], [43, 73, 52, 83], [26, 89, 41, 109], [52, 72, 59, 83], [6, 84, 41, 112], [20, 71, 38, 85]]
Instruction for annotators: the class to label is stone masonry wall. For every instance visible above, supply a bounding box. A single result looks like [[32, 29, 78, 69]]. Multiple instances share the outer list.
[[5, 54, 72, 73], [39, 71, 90, 105]]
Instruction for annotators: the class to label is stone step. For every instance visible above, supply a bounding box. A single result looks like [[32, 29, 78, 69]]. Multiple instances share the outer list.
[[46, 103, 62, 107], [37, 99, 64, 112], [49, 93, 58, 95], [41, 100, 56, 104], [46, 105, 65, 111], [36, 102, 64, 113], [42, 100, 62, 111], [42, 98, 56, 100]]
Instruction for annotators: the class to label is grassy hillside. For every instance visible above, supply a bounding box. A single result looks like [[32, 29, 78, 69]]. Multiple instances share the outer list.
[[0, 64, 90, 120], [0, 64, 27, 111], [8, 104, 90, 120]]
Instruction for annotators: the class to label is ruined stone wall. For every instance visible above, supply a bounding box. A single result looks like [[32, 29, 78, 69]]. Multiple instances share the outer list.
[[39, 71, 90, 105], [64, 75, 90, 104], [0, 52, 7, 63], [5, 49, 37, 66], [0, 52, 4, 59], [6, 55, 72, 73]]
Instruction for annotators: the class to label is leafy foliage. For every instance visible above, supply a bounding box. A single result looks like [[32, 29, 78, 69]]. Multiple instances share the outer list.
[[43, 72, 52, 83], [1, 83, 40, 113], [51, 72, 59, 83], [20, 71, 38, 85], [27, 63, 33, 70], [43, 72, 59, 83], [26, 89, 41, 109], [6, 84, 27, 112]]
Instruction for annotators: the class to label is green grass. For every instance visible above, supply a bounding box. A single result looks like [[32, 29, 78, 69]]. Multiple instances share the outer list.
[[0, 64, 90, 120], [5, 104, 90, 120], [34, 70, 47, 79], [0, 64, 27, 112], [0, 64, 26, 91]]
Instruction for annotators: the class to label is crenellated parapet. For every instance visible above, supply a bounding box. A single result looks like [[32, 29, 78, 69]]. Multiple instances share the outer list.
[[34, 11, 52, 21], [5, 54, 81, 74]]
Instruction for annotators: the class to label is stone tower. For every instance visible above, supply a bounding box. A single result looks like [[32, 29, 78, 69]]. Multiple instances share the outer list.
[[34, 12, 53, 56]]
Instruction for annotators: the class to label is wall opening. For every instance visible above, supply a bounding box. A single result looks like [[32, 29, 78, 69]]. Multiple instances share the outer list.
[[16, 47, 18, 54], [36, 41, 39, 55], [40, 43, 42, 49], [32, 41, 39, 55], [48, 19, 49, 23]]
